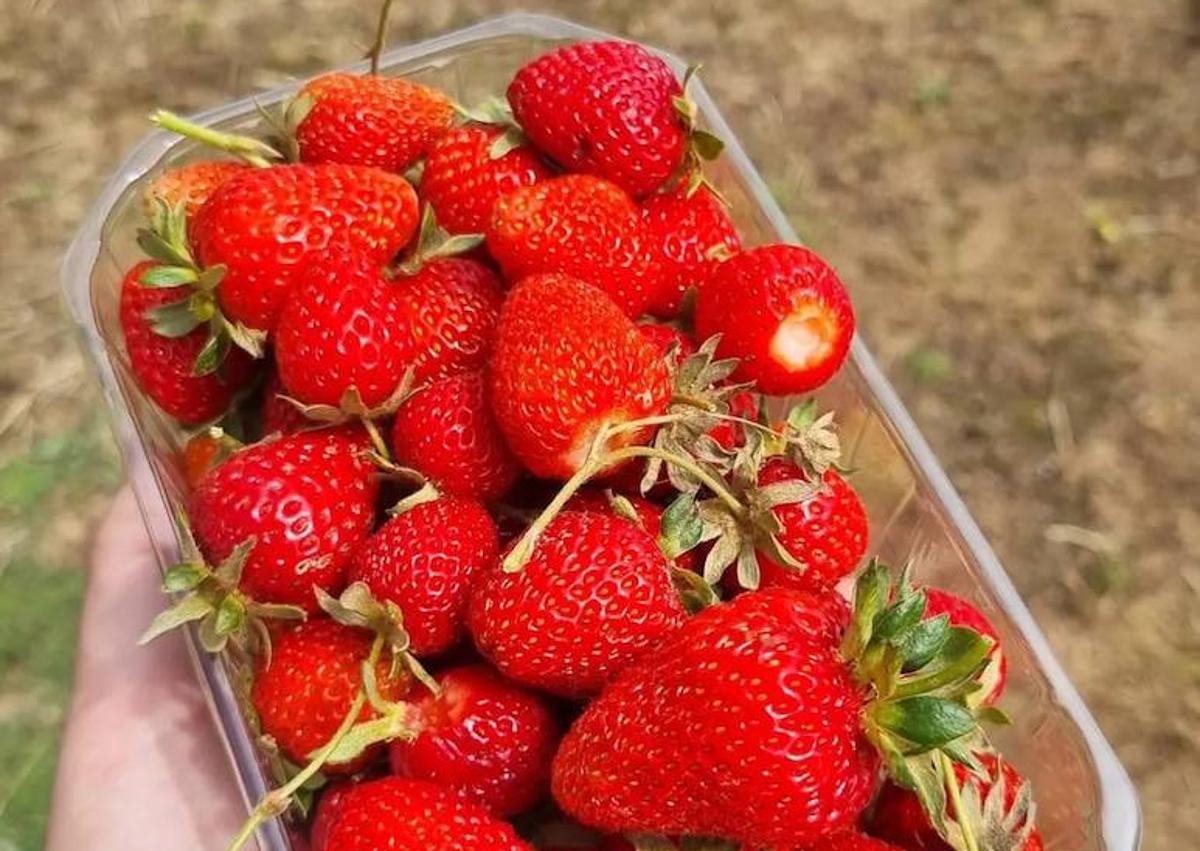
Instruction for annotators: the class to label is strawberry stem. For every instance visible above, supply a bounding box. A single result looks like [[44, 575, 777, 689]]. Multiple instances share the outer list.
[[224, 634, 384, 851], [940, 750, 981, 851], [501, 424, 746, 573], [366, 0, 395, 75], [152, 110, 281, 168]]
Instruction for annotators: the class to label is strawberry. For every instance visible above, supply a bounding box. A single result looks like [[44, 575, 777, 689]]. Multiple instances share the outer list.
[[468, 510, 686, 698], [489, 274, 671, 480], [311, 776, 533, 851], [748, 458, 869, 593], [642, 183, 741, 318], [189, 427, 379, 611], [143, 160, 249, 220], [507, 41, 688, 198], [119, 261, 255, 424], [803, 833, 906, 851], [261, 366, 311, 435], [191, 163, 419, 333], [252, 618, 410, 774], [421, 124, 552, 235], [392, 257, 506, 384], [389, 664, 559, 816], [348, 494, 499, 656], [487, 175, 660, 318], [695, 244, 855, 395], [923, 588, 1008, 706], [637, 322, 697, 370], [390, 371, 521, 503], [274, 246, 412, 408], [294, 72, 454, 172], [868, 753, 1043, 851], [552, 565, 1001, 848]]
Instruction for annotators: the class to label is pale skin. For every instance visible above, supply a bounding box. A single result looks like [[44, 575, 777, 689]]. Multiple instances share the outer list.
[[46, 487, 249, 851]]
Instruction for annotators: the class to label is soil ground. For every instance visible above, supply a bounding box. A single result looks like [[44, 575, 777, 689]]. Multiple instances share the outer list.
[[1, 1, 1196, 849]]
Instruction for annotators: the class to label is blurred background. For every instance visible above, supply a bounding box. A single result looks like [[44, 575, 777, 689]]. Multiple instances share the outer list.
[[1, 1, 1196, 849]]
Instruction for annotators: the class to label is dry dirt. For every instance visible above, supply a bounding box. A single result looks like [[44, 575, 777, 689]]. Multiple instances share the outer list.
[[1, 0, 1197, 849]]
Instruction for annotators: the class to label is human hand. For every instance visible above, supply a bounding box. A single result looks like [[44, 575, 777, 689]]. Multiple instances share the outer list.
[[46, 486, 250, 851]]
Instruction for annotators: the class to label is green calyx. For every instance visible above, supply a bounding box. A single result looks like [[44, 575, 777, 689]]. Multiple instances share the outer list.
[[139, 511, 304, 656], [453, 97, 529, 159], [278, 369, 417, 461], [136, 199, 266, 372], [669, 65, 727, 202], [846, 560, 1026, 851], [393, 205, 485, 275]]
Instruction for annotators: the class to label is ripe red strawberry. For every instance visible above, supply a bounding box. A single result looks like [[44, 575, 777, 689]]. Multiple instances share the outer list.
[[190, 428, 378, 611], [192, 163, 419, 333], [489, 274, 671, 480], [706, 389, 759, 450], [295, 73, 454, 172], [391, 257, 505, 384], [261, 367, 311, 435], [311, 776, 533, 851], [274, 247, 412, 408], [923, 588, 1008, 705], [637, 322, 697, 370], [868, 753, 1043, 851], [349, 496, 499, 656], [119, 261, 255, 424], [747, 458, 869, 593], [468, 510, 686, 698], [390, 371, 521, 503], [487, 175, 660, 318], [553, 563, 1000, 849], [143, 160, 249, 220], [803, 833, 906, 851], [421, 124, 552, 235], [180, 430, 239, 490], [695, 244, 855, 395], [389, 664, 558, 816], [642, 183, 741, 318], [252, 618, 410, 774], [507, 41, 687, 198]]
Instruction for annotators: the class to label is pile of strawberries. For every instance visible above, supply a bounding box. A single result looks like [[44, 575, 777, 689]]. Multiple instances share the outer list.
[[119, 15, 1043, 851]]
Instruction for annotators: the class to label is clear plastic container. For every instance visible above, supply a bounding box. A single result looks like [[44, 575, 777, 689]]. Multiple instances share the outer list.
[[59, 13, 1140, 851]]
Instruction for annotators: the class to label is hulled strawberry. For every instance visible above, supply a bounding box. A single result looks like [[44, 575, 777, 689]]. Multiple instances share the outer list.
[[507, 41, 689, 198], [119, 261, 255, 424], [143, 160, 249, 220], [468, 510, 686, 698], [747, 458, 869, 593], [191, 163, 419, 333], [924, 588, 1008, 706], [252, 618, 411, 774], [487, 175, 660, 317], [421, 124, 552, 235], [695, 244, 855, 395], [189, 427, 378, 611], [642, 183, 741, 318], [294, 73, 454, 172], [390, 371, 521, 503], [489, 274, 671, 480], [274, 246, 412, 409], [868, 752, 1043, 851], [392, 257, 505, 384], [552, 565, 1002, 848], [349, 494, 499, 656], [389, 664, 559, 816], [312, 777, 533, 851]]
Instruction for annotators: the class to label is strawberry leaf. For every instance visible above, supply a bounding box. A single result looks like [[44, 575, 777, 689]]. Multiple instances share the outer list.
[[192, 329, 230, 376], [898, 613, 951, 671], [162, 561, 209, 592], [139, 265, 198, 288], [659, 492, 703, 559], [138, 593, 213, 644], [875, 695, 977, 749], [146, 298, 201, 338]]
